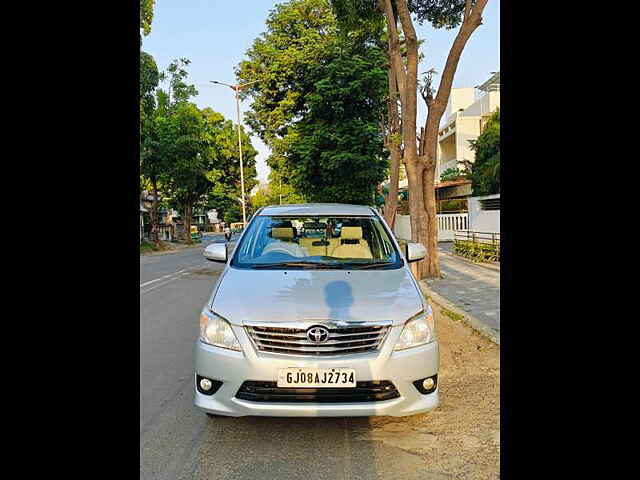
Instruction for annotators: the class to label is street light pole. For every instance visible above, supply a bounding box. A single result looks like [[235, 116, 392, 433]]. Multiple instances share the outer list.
[[210, 79, 259, 227], [234, 87, 247, 225]]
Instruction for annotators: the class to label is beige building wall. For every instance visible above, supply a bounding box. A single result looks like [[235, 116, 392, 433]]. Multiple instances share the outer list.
[[436, 82, 500, 182], [444, 88, 476, 120]]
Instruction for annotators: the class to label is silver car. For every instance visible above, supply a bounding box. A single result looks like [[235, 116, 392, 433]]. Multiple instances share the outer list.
[[195, 203, 439, 417]]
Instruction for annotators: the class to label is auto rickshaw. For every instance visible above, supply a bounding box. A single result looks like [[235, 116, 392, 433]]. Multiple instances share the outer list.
[[190, 225, 202, 243]]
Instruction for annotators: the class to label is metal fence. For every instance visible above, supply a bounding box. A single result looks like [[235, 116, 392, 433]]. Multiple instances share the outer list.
[[453, 230, 500, 263], [141, 224, 174, 242]]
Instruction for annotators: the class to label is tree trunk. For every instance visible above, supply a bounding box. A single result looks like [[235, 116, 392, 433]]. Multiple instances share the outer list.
[[422, 165, 440, 277], [405, 161, 429, 279], [151, 176, 160, 249], [383, 145, 400, 228], [417, 0, 488, 278], [383, 59, 401, 229], [394, 0, 430, 278], [184, 201, 193, 245]]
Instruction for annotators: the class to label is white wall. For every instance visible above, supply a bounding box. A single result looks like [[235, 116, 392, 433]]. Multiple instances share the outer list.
[[462, 91, 500, 118], [394, 213, 469, 242], [468, 194, 500, 233]]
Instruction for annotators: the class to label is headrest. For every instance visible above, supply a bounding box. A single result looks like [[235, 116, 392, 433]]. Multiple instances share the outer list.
[[272, 227, 294, 239], [341, 226, 363, 240]]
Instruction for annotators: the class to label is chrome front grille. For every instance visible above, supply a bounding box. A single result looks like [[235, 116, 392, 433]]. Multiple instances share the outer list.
[[245, 323, 390, 356]]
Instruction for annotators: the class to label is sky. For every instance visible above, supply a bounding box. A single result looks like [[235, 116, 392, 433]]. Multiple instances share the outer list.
[[142, 0, 500, 184]]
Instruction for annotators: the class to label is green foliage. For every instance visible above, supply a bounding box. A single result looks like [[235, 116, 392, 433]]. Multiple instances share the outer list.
[[140, 0, 155, 36], [407, 0, 467, 28], [251, 180, 305, 210], [141, 58, 258, 228], [331, 0, 467, 30], [454, 239, 500, 263], [438, 198, 466, 212], [140, 240, 155, 253], [439, 166, 467, 182], [239, 0, 388, 205], [201, 108, 258, 223], [469, 109, 500, 196], [237, 0, 339, 147], [140, 51, 159, 121], [288, 48, 389, 204], [158, 58, 199, 107], [159, 103, 211, 212]]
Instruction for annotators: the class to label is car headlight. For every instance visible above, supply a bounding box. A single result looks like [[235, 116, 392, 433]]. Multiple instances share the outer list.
[[199, 309, 242, 351], [394, 307, 435, 351]]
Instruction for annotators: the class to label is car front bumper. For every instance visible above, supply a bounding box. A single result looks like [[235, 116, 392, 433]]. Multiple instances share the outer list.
[[194, 324, 439, 417]]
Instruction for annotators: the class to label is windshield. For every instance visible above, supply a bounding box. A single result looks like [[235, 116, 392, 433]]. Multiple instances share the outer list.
[[231, 215, 403, 270]]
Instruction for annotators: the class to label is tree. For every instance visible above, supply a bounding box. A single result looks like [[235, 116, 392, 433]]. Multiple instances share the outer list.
[[332, 0, 489, 279], [440, 166, 467, 182], [140, 58, 196, 247], [468, 109, 499, 196], [202, 108, 258, 225], [140, 0, 155, 36], [237, 0, 389, 206], [139, 0, 159, 244], [159, 103, 211, 244], [140, 113, 164, 247], [251, 177, 305, 210], [140, 51, 159, 125], [287, 48, 389, 204]]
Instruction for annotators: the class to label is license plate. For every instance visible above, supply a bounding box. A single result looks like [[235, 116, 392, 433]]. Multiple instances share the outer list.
[[277, 368, 356, 388]]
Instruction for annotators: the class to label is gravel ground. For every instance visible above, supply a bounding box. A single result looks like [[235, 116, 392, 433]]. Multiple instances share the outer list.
[[363, 302, 500, 479]]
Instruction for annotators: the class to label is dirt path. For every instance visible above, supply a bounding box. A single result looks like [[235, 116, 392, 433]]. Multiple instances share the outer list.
[[363, 303, 500, 479]]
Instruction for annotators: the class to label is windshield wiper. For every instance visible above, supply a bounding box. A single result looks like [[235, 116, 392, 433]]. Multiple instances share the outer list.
[[348, 262, 396, 270], [248, 261, 344, 269]]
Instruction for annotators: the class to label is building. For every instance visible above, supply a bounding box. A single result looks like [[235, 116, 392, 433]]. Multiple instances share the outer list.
[[435, 71, 500, 182]]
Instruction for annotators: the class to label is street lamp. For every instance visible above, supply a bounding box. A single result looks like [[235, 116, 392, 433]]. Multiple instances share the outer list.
[[210, 79, 260, 226]]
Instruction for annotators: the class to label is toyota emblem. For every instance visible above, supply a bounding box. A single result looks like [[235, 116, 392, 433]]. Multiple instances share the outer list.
[[306, 326, 330, 344]]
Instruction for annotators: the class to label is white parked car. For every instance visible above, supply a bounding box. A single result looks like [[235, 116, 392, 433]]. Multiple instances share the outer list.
[[195, 203, 438, 417]]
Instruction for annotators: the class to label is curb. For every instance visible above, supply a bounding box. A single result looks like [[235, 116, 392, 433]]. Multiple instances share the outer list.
[[418, 281, 500, 345]]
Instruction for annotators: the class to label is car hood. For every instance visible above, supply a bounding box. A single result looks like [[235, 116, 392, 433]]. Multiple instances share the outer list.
[[210, 267, 424, 327]]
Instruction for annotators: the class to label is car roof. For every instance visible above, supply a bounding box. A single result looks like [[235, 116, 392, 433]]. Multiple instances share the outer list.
[[258, 203, 377, 217]]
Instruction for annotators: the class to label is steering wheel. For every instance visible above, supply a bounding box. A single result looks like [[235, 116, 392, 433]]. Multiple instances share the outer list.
[[260, 250, 291, 260], [262, 244, 299, 256]]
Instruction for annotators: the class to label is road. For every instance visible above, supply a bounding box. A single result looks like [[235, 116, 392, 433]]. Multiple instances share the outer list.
[[140, 239, 499, 480]]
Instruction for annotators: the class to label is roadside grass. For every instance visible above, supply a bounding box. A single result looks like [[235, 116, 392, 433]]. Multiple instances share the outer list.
[[140, 241, 155, 254], [140, 240, 176, 255], [440, 307, 465, 322]]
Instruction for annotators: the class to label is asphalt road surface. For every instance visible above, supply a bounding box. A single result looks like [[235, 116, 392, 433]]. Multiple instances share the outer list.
[[140, 239, 478, 480]]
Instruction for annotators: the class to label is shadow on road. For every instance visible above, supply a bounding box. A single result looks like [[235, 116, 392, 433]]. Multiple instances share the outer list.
[[185, 415, 421, 480]]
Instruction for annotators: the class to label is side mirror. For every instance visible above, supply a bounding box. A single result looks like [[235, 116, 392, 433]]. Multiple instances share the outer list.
[[406, 242, 426, 262], [204, 243, 227, 263]]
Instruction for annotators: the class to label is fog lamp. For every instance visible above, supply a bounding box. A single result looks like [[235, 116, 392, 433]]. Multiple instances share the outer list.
[[200, 378, 213, 391], [422, 378, 435, 390], [413, 375, 438, 394]]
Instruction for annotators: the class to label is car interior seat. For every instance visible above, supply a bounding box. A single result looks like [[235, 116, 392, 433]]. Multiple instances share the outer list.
[[262, 227, 306, 257], [330, 226, 373, 259]]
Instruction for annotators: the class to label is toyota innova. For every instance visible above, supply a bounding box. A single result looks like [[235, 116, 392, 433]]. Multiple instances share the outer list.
[[195, 203, 439, 417]]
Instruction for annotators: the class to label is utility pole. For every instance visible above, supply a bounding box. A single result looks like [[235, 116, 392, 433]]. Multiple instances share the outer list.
[[210, 79, 259, 227]]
